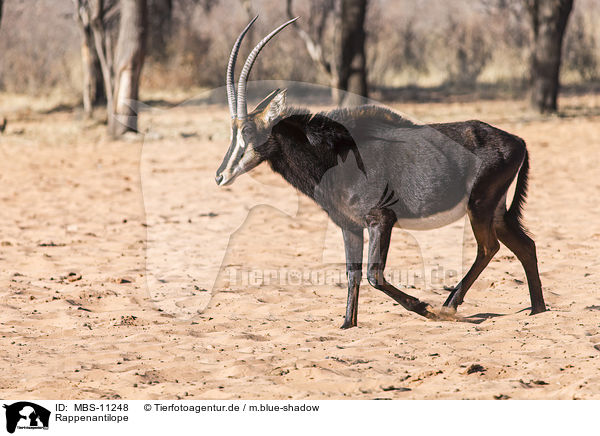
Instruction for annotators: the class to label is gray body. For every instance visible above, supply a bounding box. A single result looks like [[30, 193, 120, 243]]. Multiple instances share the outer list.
[[313, 121, 479, 231]]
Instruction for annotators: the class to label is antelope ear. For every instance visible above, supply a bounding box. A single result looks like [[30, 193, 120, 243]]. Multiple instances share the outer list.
[[253, 88, 287, 123]]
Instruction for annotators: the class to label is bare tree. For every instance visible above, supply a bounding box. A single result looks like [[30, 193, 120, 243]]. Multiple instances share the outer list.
[[75, 0, 147, 137], [74, 0, 109, 116], [286, 0, 338, 94], [288, 0, 368, 105], [112, 0, 147, 136], [526, 0, 573, 113], [1, 1, 7, 133], [338, 0, 368, 105]]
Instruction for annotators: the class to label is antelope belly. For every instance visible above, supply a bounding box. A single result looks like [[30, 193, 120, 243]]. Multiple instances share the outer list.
[[394, 197, 468, 230]]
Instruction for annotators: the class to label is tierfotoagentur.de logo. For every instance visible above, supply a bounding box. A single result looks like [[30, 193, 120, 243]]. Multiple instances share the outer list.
[[2, 402, 50, 433]]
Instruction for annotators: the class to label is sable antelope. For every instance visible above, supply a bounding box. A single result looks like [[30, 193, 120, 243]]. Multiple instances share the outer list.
[[216, 17, 546, 329]]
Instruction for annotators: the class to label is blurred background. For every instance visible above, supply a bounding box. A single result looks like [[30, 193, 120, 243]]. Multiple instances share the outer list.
[[0, 0, 597, 136]]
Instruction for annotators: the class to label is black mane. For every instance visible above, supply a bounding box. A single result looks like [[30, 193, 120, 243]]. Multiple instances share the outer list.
[[263, 105, 395, 200]]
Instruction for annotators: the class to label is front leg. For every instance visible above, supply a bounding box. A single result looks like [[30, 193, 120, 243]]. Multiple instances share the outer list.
[[341, 227, 363, 329]]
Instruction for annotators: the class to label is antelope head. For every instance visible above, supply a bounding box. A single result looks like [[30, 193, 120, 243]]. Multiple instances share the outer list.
[[215, 16, 298, 186]]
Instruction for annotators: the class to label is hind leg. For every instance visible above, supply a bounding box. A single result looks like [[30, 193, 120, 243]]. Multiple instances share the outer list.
[[443, 207, 500, 311], [495, 216, 546, 314]]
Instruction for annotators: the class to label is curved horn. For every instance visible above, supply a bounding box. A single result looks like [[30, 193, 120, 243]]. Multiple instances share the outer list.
[[236, 17, 299, 119], [226, 16, 258, 118]]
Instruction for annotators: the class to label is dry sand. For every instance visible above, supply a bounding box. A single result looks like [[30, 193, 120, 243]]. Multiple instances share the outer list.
[[0, 93, 599, 399]]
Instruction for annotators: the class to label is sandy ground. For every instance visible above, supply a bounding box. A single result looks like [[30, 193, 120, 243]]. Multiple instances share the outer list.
[[0, 92, 599, 400]]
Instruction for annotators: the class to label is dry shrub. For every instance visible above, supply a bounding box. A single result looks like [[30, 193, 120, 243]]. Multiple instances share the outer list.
[[366, 1, 523, 88], [367, 5, 431, 86], [141, 0, 318, 92], [0, 0, 80, 95], [564, 10, 598, 82], [0, 0, 598, 99], [440, 15, 493, 85]]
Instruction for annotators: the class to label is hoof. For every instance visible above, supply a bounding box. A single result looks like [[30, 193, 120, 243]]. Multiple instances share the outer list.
[[340, 321, 356, 329], [411, 301, 439, 320], [440, 306, 457, 315], [529, 306, 547, 316]]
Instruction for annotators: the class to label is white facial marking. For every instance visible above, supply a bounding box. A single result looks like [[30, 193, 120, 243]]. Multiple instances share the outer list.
[[236, 128, 245, 150], [223, 128, 247, 177]]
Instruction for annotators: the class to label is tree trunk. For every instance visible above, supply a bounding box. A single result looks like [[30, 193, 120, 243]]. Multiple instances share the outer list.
[[89, 0, 117, 134], [528, 0, 573, 113], [75, 0, 146, 137], [0, 0, 3, 133], [91, 48, 106, 105], [147, 0, 172, 60], [75, 5, 107, 117], [80, 32, 95, 115], [111, 0, 147, 137], [338, 0, 368, 106]]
